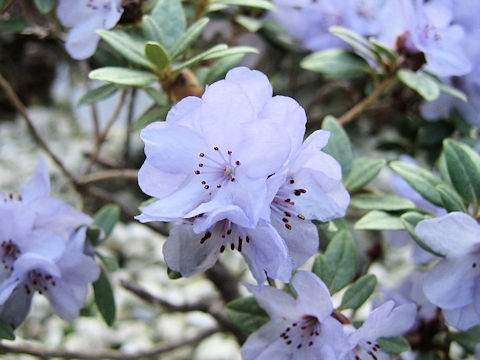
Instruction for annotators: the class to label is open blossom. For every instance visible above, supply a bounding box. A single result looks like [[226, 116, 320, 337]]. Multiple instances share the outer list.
[[56, 0, 123, 59], [415, 212, 480, 330], [376, 0, 471, 76], [137, 67, 296, 230], [0, 160, 98, 327], [241, 271, 350, 359], [346, 301, 417, 360]]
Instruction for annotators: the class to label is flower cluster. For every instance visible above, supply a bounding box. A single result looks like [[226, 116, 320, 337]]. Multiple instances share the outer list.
[[56, 0, 124, 59], [269, 0, 471, 77], [242, 271, 417, 360], [0, 160, 99, 328], [136, 67, 350, 284]]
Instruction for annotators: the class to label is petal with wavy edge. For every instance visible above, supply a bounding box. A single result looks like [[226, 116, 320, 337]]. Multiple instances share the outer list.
[[272, 216, 318, 269], [163, 224, 221, 277], [241, 222, 292, 283], [166, 96, 202, 126], [243, 284, 298, 321], [46, 281, 85, 322], [65, 16, 104, 60], [443, 303, 480, 331], [423, 256, 477, 309], [138, 161, 188, 199], [415, 212, 480, 257], [0, 284, 33, 328], [20, 158, 50, 202], [189, 204, 251, 234], [293, 271, 333, 320], [17, 229, 66, 261], [225, 67, 273, 114]]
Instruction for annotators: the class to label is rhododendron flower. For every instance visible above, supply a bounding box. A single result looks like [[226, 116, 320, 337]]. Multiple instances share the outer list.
[[415, 212, 480, 330], [57, 0, 123, 59], [241, 271, 350, 359]]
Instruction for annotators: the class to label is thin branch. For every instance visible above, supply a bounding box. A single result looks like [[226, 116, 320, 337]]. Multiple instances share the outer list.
[[123, 88, 137, 165], [79, 169, 138, 186], [85, 90, 128, 173], [337, 76, 398, 125], [121, 279, 247, 343], [0, 327, 220, 359], [0, 72, 78, 186]]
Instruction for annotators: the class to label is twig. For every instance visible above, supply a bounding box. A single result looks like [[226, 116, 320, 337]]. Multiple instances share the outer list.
[[337, 76, 398, 125], [123, 88, 137, 165], [85, 90, 128, 173], [0, 328, 220, 359], [79, 169, 138, 186], [121, 279, 247, 343], [0, 73, 78, 186]]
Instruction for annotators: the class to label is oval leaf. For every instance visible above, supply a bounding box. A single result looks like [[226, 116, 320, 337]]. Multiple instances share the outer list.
[[340, 274, 377, 310], [145, 41, 170, 70], [351, 194, 415, 211], [89, 67, 158, 86], [93, 269, 116, 327], [344, 158, 386, 193], [355, 210, 405, 231], [398, 70, 440, 101], [226, 296, 270, 334], [321, 115, 353, 178]]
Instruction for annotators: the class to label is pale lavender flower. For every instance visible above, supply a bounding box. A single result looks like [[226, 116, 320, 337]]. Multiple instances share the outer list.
[[57, 0, 123, 59], [415, 212, 480, 330], [137, 67, 302, 230], [161, 97, 349, 284], [346, 301, 417, 360], [376, 0, 471, 77], [0, 160, 98, 327], [269, 0, 384, 51], [241, 271, 350, 359]]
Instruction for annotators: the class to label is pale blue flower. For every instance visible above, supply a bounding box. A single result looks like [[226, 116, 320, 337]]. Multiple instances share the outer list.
[[346, 301, 417, 360], [57, 0, 123, 59], [137, 67, 302, 230], [0, 160, 98, 327], [241, 271, 350, 359], [415, 212, 480, 330]]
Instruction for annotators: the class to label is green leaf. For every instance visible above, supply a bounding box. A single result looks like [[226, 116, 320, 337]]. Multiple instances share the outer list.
[[78, 83, 119, 106], [389, 161, 444, 207], [211, 0, 274, 10], [437, 82, 467, 102], [144, 87, 168, 105], [89, 67, 158, 86], [369, 37, 397, 67], [351, 194, 415, 211], [443, 139, 480, 206], [203, 46, 258, 61], [172, 44, 228, 72], [204, 54, 244, 85], [355, 210, 405, 231], [397, 70, 440, 101], [451, 325, 480, 353], [167, 268, 182, 279], [0, 318, 15, 340], [86, 226, 102, 246], [131, 106, 169, 132], [0, 17, 28, 33], [400, 211, 442, 257], [93, 205, 120, 244], [93, 269, 116, 326], [325, 230, 357, 293], [376, 336, 411, 355], [312, 254, 333, 289], [235, 15, 263, 32], [339, 274, 377, 310], [0, 0, 8, 11], [171, 18, 210, 59], [145, 42, 170, 70], [147, 0, 186, 50], [226, 296, 270, 334], [344, 158, 386, 193], [436, 184, 466, 213], [34, 0, 56, 13], [301, 49, 371, 80], [329, 26, 379, 62], [95, 252, 119, 272], [321, 115, 353, 177], [97, 30, 152, 69]]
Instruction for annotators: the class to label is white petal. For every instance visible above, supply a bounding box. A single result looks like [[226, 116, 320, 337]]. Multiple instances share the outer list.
[[293, 271, 333, 321], [65, 16, 104, 59], [443, 303, 480, 331], [20, 158, 50, 202]]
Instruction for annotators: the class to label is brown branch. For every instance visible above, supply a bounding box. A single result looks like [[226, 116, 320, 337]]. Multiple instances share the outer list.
[[0, 73, 78, 186], [337, 76, 398, 125], [79, 169, 138, 186], [0, 327, 219, 359], [121, 279, 247, 344]]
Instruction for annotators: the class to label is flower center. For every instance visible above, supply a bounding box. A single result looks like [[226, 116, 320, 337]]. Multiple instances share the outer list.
[[25, 269, 57, 296], [352, 339, 382, 360], [1, 240, 21, 272], [194, 146, 241, 191], [270, 177, 307, 230], [199, 219, 251, 254], [279, 315, 321, 350]]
